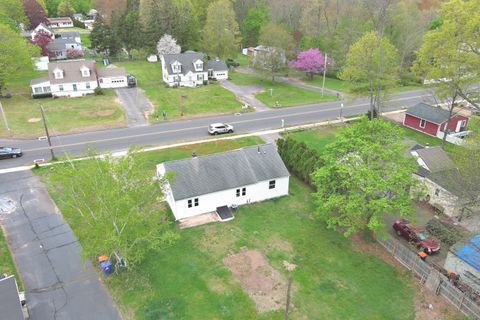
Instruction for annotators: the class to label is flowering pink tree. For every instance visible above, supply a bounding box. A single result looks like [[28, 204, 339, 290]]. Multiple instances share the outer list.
[[67, 48, 84, 59], [289, 48, 334, 80], [29, 31, 53, 57]]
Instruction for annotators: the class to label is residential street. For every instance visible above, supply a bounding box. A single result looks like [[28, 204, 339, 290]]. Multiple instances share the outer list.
[[0, 171, 121, 320], [0, 88, 433, 170]]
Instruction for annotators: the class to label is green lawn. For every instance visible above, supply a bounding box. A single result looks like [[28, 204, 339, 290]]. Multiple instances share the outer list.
[[284, 126, 341, 153], [54, 27, 90, 34], [0, 90, 125, 138], [115, 61, 245, 120], [0, 228, 22, 290], [37, 137, 416, 319], [229, 71, 337, 107]]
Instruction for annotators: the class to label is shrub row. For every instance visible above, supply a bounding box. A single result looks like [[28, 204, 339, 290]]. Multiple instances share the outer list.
[[277, 136, 323, 189]]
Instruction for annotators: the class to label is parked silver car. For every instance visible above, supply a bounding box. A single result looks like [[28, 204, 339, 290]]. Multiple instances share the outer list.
[[208, 123, 234, 135]]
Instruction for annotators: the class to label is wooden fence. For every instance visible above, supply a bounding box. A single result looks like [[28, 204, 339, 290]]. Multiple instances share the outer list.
[[377, 237, 480, 319]]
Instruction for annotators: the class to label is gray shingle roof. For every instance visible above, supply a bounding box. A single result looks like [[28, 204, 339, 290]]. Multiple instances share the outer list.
[[47, 17, 73, 24], [47, 39, 69, 51], [0, 276, 24, 320], [416, 147, 456, 173], [162, 144, 290, 200], [58, 32, 81, 39], [406, 103, 450, 124], [162, 52, 205, 76], [207, 59, 228, 72], [48, 60, 97, 84], [30, 77, 50, 86], [97, 67, 126, 78]]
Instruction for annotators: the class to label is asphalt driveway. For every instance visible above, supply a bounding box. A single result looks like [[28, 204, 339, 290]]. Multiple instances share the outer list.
[[220, 80, 270, 111], [115, 87, 153, 127], [0, 171, 121, 320]]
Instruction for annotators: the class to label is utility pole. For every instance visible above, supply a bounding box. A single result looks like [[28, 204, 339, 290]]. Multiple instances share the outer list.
[[340, 103, 344, 122], [284, 275, 293, 320], [321, 52, 328, 97], [0, 100, 10, 133], [40, 105, 55, 160]]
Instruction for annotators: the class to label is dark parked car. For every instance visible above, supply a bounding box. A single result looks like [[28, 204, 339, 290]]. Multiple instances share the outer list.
[[393, 219, 440, 254], [0, 147, 23, 159]]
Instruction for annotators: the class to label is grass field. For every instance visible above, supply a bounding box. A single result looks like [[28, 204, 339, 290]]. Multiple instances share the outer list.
[[0, 90, 125, 138], [0, 228, 22, 290], [229, 71, 337, 107], [284, 126, 341, 153], [115, 61, 244, 120], [38, 137, 417, 319]]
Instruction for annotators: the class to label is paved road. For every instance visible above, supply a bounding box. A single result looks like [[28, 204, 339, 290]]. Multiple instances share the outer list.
[[0, 88, 434, 170], [115, 87, 152, 127], [0, 171, 121, 320]]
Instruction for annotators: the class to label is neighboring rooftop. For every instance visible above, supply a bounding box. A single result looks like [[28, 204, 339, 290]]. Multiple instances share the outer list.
[[57, 31, 81, 39], [161, 144, 290, 200], [30, 76, 50, 86], [97, 66, 126, 78], [415, 146, 456, 173], [406, 102, 451, 124], [162, 52, 205, 75], [455, 235, 480, 271], [0, 276, 24, 320], [48, 59, 97, 84], [207, 59, 228, 71], [47, 17, 73, 23]]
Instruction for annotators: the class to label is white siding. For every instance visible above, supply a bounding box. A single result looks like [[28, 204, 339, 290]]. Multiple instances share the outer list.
[[50, 81, 97, 97], [99, 76, 128, 88], [212, 70, 228, 80], [164, 176, 289, 220], [31, 81, 52, 95]]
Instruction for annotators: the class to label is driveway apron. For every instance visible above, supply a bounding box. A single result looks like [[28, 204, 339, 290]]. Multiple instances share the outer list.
[[115, 87, 152, 127], [0, 171, 121, 320]]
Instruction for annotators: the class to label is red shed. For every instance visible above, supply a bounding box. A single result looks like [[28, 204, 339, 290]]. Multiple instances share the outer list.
[[403, 103, 469, 137]]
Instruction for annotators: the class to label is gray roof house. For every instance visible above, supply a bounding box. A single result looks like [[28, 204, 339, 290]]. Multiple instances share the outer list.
[[157, 144, 290, 221], [0, 276, 24, 320], [160, 51, 229, 87], [47, 38, 83, 60], [407, 103, 451, 124], [410, 145, 477, 222]]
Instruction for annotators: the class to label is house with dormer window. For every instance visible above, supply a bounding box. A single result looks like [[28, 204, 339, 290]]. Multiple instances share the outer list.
[[160, 51, 228, 87], [30, 59, 128, 97]]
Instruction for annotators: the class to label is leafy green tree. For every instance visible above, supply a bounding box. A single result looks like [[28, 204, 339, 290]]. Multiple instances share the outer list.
[[57, 0, 75, 16], [414, 0, 480, 111], [47, 150, 178, 269], [45, 0, 61, 16], [0, 0, 27, 26], [202, 0, 240, 59], [255, 23, 294, 81], [241, 4, 269, 47], [339, 31, 399, 118], [0, 24, 39, 93], [114, 10, 141, 59], [313, 117, 418, 236]]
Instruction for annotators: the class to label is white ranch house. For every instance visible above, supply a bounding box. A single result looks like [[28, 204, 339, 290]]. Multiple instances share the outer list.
[[30, 23, 54, 40], [160, 51, 229, 87], [47, 17, 74, 28], [157, 144, 290, 220], [30, 60, 128, 97]]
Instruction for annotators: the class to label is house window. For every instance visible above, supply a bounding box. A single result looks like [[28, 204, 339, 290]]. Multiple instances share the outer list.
[[242, 187, 246, 196], [73, 84, 77, 91], [173, 75, 180, 82], [188, 199, 192, 208], [435, 189, 440, 196], [188, 198, 199, 208], [194, 198, 199, 207], [82, 69, 90, 77], [419, 119, 426, 128], [34, 87, 42, 93], [269, 180, 276, 189], [86, 83, 91, 89], [197, 74, 203, 81], [460, 120, 466, 127], [43, 86, 51, 93], [236, 189, 240, 197], [196, 63, 202, 70], [55, 71, 63, 79], [59, 84, 64, 91]]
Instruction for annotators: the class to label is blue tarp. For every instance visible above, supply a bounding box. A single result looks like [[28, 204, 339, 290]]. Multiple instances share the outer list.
[[100, 261, 113, 275], [456, 235, 480, 271]]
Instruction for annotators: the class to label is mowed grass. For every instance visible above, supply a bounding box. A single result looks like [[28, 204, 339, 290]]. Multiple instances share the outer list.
[[38, 137, 416, 319], [0, 90, 125, 138], [115, 61, 244, 120], [0, 228, 22, 290], [284, 126, 341, 153], [229, 71, 337, 107]]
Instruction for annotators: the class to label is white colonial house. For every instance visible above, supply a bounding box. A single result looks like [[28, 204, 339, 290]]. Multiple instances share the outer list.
[[30, 60, 128, 97], [47, 17, 74, 28], [30, 23, 54, 40], [160, 51, 229, 87], [157, 144, 290, 221]]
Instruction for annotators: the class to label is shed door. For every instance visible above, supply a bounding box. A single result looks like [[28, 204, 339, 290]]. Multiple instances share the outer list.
[[455, 120, 462, 132]]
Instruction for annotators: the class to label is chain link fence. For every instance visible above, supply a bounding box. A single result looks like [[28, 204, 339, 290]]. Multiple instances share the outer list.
[[377, 237, 480, 319]]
